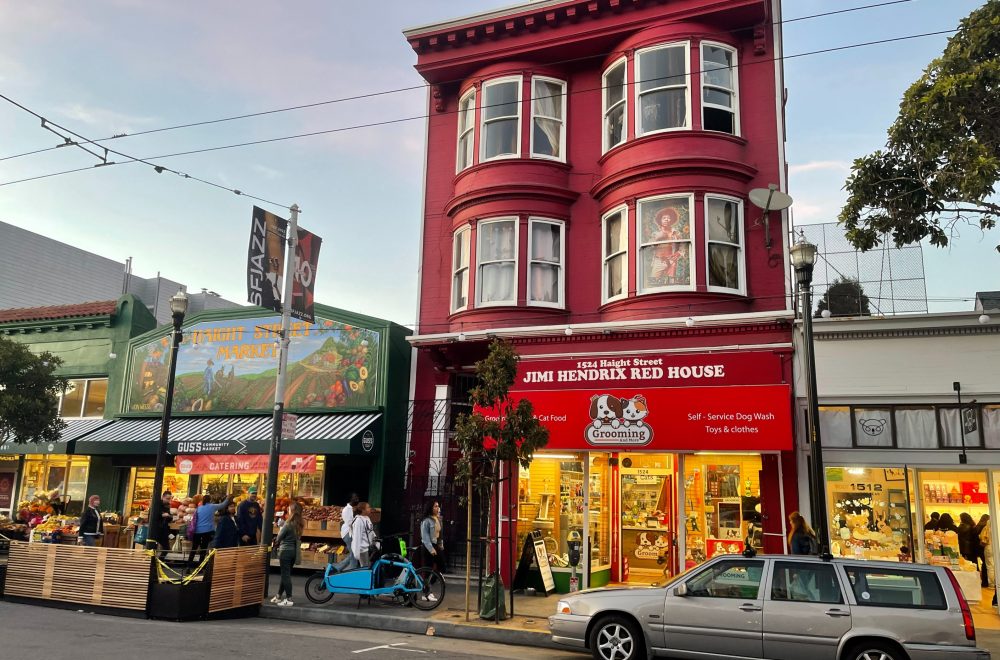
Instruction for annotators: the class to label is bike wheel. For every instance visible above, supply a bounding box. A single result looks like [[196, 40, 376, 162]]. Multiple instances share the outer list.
[[304, 572, 334, 604], [408, 566, 446, 611]]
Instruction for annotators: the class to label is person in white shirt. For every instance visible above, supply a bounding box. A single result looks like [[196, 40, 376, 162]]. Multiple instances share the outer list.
[[332, 493, 360, 572], [351, 502, 375, 568]]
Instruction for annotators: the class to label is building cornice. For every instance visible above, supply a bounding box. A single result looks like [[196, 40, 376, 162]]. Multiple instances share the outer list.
[[805, 311, 999, 341]]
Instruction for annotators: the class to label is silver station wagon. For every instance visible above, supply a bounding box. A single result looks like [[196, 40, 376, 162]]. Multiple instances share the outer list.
[[549, 553, 990, 660]]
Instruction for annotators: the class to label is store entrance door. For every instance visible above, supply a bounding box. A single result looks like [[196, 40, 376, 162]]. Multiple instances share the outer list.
[[619, 453, 676, 584]]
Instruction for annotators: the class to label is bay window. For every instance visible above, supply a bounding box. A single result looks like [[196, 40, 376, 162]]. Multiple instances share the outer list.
[[602, 207, 628, 303], [451, 227, 471, 312], [531, 77, 566, 161], [481, 77, 521, 161], [636, 43, 689, 135], [701, 43, 739, 134], [705, 195, 744, 293], [637, 195, 693, 292], [476, 218, 518, 305], [602, 58, 627, 152], [528, 218, 564, 307], [456, 89, 476, 171]]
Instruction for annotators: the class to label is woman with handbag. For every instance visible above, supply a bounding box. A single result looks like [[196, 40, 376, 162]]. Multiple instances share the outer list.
[[272, 501, 302, 606]]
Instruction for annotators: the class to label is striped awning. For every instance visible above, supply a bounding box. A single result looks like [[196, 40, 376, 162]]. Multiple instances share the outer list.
[[0, 417, 116, 455], [74, 412, 382, 456]]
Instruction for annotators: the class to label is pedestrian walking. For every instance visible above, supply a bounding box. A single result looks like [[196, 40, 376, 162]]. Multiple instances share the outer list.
[[78, 495, 104, 547], [272, 501, 302, 606], [420, 500, 445, 574], [958, 512, 982, 563], [189, 492, 231, 565], [788, 511, 819, 555], [154, 490, 174, 559], [213, 500, 240, 549], [332, 493, 361, 573], [351, 502, 376, 568], [237, 486, 263, 546]]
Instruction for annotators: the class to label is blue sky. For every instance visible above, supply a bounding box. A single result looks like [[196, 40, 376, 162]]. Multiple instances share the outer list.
[[0, 1, 994, 326]]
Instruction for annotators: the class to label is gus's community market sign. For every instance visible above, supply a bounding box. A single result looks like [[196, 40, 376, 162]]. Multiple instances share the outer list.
[[502, 350, 792, 452], [126, 315, 381, 414]]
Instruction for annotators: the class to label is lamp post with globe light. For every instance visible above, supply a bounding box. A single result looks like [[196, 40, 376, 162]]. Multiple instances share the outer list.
[[146, 290, 188, 551], [789, 234, 830, 555]]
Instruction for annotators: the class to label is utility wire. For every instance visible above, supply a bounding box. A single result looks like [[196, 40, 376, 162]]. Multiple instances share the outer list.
[[0, 0, 919, 163], [0, 93, 295, 211], [0, 26, 958, 191]]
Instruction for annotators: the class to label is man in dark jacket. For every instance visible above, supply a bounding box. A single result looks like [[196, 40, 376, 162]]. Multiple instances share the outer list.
[[154, 490, 174, 558], [237, 486, 263, 545], [78, 495, 104, 547]]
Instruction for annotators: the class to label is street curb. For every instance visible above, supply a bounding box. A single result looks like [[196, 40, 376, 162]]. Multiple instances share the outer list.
[[260, 604, 562, 650]]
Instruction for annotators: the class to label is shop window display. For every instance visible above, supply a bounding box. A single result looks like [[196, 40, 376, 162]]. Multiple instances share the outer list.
[[19, 455, 90, 516], [127, 467, 191, 517], [620, 453, 674, 581], [826, 466, 914, 562], [683, 454, 762, 569]]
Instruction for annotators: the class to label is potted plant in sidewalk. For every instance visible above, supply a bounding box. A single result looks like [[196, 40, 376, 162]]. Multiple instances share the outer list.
[[453, 339, 549, 621]]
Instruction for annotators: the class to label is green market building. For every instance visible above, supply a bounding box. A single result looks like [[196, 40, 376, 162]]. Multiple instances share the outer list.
[[1, 297, 411, 533]]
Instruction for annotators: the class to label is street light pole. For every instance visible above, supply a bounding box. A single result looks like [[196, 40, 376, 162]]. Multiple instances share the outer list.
[[790, 234, 830, 555], [146, 290, 189, 551]]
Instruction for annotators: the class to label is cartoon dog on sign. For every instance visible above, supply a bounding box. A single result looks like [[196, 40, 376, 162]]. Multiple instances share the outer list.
[[590, 394, 623, 429], [621, 395, 649, 427]]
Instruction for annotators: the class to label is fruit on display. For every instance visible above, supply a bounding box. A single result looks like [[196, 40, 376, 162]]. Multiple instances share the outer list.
[[302, 505, 343, 523]]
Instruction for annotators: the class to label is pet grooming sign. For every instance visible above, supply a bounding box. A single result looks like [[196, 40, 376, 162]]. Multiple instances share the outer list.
[[504, 351, 792, 452]]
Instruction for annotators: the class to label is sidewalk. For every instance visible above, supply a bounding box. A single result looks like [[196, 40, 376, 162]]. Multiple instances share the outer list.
[[260, 571, 563, 649]]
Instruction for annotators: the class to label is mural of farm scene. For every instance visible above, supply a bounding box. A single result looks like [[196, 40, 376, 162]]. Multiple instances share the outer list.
[[127, 316, 380, 413]]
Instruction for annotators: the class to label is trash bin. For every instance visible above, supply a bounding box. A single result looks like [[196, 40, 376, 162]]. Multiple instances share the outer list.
[[479, 572, 508, 620]]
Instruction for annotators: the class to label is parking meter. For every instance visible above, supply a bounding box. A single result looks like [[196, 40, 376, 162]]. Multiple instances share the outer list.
[[567, 531, 582, 567]]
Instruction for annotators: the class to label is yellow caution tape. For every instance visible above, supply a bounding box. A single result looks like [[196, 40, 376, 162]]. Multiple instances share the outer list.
[[153, 549, 216, 585]]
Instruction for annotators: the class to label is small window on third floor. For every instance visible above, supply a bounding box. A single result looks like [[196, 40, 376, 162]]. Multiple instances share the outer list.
[[603, 58, 627, 153], [528, 218, 564, 307], [603, 206, 628, 303], [456, 89, 476, 172], [636, 43, 689, 136], [705, 195, 744, 293], [481, 77, 522, 161], [477, 218, 518, 305], [531, 77, 566, 161], [452, 227, 471, 312], [701, 43, 739, 134]]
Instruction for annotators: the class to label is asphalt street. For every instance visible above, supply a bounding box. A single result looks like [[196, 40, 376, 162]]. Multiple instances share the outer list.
[[0, 601, 582, 660]]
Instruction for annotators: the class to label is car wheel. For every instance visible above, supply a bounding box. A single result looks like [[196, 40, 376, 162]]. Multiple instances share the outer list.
[[845, 641, 908, 660], [589, 615, 646, 660]]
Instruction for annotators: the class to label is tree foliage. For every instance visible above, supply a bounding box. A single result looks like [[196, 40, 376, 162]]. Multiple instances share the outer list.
[[815, 277, 872, 318], [840, 0, 1000, 251], [0, 336, 66, 446], [453, 340, 549, 499]]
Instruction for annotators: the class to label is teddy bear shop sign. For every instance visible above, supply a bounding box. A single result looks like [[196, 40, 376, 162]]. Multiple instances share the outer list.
[[504, 351, 792, 452]]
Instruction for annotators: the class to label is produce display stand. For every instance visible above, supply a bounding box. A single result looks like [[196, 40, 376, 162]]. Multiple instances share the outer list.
[[3, 541, 152, 615]]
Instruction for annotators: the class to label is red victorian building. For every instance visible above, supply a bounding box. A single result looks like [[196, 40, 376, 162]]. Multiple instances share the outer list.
[[403, 0, 796, 591]]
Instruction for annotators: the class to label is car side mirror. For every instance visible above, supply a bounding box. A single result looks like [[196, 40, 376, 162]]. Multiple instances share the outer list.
[[675, 583, 688, 597]]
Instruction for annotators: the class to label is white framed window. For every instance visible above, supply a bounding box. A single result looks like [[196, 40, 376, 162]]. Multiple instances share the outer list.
[[456, 88, 476, 172], [701, 42, 739, 135], [635, 42, 690, 136], [527, 218, 564, 307], [602, 206, 628, 303], [602, 58, 627, 153], [530, 77, 566, 161], [480, 76, 522, 161], [451, 227, 471, 312], [476, 218, 518, 305], [705, 195, 745, 294], [637, 194, 694, 293]]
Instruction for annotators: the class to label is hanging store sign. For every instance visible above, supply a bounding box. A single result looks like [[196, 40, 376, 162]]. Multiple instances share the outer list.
[[247, 206, 288, 314], [291, 227, 322, 323], [174, 454, 316, 475]]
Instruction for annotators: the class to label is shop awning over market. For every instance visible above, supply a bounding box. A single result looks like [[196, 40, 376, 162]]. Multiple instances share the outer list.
[[0, 418, 116, 455], [73, 412, 382, 456]]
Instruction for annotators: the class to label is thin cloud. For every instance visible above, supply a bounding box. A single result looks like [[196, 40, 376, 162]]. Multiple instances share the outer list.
[[788, 160, 851, 175], [56, 103, 158, 134]]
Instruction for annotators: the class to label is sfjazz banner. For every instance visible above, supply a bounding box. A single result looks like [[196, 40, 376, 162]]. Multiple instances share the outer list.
[[291, 227, 322, 323], [498, 351, 792, 452], [247, 206, 288, 313]]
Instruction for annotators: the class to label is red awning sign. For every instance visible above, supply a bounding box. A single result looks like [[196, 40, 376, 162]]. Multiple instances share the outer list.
[[174, 454, 316, 475]]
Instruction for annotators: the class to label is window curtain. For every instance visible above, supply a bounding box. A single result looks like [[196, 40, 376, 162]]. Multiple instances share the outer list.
[[530, 265, 558, 302], [818, 407, 852, 448], [985, 406, 1000, 449], [853, 408, 893, 447], [533, 81, 562, 157], [481, 263, 514, 302], [939, 408, 981, 448], [895, 408, 937, 449]]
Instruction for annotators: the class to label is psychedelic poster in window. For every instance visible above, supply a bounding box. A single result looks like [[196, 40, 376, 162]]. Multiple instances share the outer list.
[[639, 198, 691, 289], [126, 316, 381, 413]]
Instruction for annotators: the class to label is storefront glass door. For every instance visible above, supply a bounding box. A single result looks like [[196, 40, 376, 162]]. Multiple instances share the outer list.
[[619, 453, 675, 583]]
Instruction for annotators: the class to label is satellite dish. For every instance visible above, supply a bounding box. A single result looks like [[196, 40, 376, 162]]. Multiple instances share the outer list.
[[748, 184, 793, 250], [749, 185, 794, 212]]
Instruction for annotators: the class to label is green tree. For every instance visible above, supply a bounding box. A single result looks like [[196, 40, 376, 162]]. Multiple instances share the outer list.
[[815, 277, 873, 318], [0, 336, 66, 446], [840, 0, 1000, 251]]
